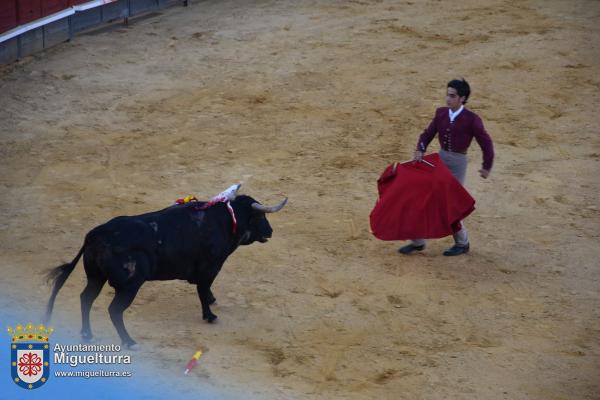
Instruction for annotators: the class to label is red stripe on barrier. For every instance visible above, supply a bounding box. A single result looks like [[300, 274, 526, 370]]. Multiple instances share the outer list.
[[41, 0, 69, 18], [0, 1, 18, 34], [16, 0, 42, 25]]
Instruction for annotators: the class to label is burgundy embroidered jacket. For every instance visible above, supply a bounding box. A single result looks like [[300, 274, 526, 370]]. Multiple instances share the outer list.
[[416, 107, 494, 171]]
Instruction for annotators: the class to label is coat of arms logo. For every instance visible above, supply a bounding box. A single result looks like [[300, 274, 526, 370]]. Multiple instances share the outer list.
[[7, 323, 53, 390]]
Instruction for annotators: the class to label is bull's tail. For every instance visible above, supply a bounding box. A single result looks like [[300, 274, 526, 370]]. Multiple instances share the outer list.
[[44, 246, 85, 324]]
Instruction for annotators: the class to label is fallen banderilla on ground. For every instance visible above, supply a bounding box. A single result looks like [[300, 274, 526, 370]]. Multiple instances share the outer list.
[[184, 349, 204, 375]]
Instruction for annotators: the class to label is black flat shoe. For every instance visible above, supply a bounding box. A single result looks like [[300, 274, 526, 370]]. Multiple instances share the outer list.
[[443, 244, 470, 256], [398, 244, 425, 254]]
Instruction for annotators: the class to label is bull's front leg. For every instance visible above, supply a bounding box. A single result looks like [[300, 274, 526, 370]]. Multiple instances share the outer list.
[[197, 282, 217, 323], [207, 288, 216, 305]]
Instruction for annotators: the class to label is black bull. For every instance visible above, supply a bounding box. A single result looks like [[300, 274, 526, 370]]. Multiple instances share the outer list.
[[45, 194, 287, 348]]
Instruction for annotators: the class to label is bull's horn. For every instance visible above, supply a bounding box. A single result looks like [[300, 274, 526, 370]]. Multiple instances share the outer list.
[[251, 197, 288, 213]]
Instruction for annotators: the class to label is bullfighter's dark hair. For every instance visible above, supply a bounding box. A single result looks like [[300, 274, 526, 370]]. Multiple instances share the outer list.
[[447, 78, 471, 104]]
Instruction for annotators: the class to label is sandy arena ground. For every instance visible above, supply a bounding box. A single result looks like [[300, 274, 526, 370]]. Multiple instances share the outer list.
[[1, 0, 599, 398]]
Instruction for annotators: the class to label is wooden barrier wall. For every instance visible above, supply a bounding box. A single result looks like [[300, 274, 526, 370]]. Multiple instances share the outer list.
[[0, 0, 187, 64]]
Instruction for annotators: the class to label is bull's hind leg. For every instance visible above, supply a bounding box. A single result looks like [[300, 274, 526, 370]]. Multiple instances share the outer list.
[[105, 250, 151, 349], [108, 285, 142, 349], [80, 277, 107, 342]]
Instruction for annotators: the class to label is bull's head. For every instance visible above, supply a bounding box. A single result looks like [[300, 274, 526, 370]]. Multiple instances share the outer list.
[[232, 195, 287, 245]]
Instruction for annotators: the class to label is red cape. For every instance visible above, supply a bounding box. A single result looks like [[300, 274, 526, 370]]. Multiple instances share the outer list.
[[370, 153, 475, 240]]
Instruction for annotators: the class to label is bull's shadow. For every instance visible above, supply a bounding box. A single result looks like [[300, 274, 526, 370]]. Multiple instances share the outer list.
[[44, 185, 287, 349]]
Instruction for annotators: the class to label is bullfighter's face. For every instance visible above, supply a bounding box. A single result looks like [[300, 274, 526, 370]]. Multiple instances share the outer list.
[[446, 87, 465, 111]]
